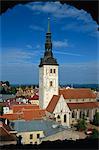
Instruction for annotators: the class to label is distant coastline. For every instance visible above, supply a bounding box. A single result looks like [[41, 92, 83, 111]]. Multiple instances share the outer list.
[[11, 84, 99, 90]]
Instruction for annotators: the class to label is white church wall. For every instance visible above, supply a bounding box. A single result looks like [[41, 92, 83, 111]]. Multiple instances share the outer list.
[[39, 65, 58, 109], [53, 95, 71, 127]]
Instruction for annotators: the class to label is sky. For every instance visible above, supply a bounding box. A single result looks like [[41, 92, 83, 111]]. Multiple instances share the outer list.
[[0, 2, 99, 85]]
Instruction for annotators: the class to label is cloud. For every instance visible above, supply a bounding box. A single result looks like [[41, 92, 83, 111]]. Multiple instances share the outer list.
[[1, 49, 39, 65], [61, 21, 98, 34], [27, 2, 93, 23], [54, 51, 83, 57], [29, 25, 44, 31], [27, 2, 98, 35], [26, 44, 33, 49], [36, 44, 41, 49], [59, 62, 98, 84], [53, 39, 68, 48], [0, 48, 40, 84]]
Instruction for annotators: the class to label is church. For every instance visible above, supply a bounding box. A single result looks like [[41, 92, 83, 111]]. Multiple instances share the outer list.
[[39, 18, 98, 127]]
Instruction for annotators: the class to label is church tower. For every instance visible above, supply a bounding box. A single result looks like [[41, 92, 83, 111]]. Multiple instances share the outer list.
[[39, 18, 59, 109]]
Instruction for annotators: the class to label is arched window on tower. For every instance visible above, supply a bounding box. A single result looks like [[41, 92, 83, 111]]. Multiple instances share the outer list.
[[54, 69, 56, 73], [50, 81, 53, 87], [50, 69, 52, 73]]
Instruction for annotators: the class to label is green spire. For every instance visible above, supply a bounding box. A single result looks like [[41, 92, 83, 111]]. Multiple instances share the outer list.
[[47, 17, 50, 33]]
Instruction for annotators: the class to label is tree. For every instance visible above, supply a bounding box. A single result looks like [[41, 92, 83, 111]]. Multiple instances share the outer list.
[[5, 81, 10, 87], [10, 87, 17, 94], [1, 87, 6, 94], [90, 129, 99, 139], [93, 112, 99, 126], [77, 118, 87, 131]]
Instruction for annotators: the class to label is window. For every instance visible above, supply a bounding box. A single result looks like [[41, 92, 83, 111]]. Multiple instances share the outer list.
[[72, 111, 75, 118], [50, 69, 52, 73], [87, 109, 89, 117], [54, 69, 56, 73], [37, 134, 40, 139], [57, 115, 60, 119], [30, 134, 33, 139], [50, 81, 53, 87], [80, 111, 82, 118], [64, 114, 66, 123]]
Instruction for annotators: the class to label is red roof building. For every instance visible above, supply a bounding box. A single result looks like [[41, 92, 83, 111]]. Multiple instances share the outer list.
[[59, 88, 96, 99], [46, 95, 60, 113], [67, 102, 99, 110], [28, 94, 39, 100], [12, 104, 39, 113]]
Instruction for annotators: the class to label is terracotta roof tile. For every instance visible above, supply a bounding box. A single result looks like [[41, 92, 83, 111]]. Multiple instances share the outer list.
[[12, 104, 39, 113], [46, 95, 60, 113], [67, 102, 99, 109], [23, 109, 45, 120], [59, 88, 96, 99], [0, 108, 45, 121], [0, 113, 23, 120], [28, 94, 39, 100]]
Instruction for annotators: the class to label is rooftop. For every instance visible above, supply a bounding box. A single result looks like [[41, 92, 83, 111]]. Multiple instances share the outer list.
[[67, 102, 99, 109], [59, 88, 96, 99], [46, 95, 60, 113], [12, 104, 39, 113], [0, 94, 16, 102], [11, 119, 66, 137]]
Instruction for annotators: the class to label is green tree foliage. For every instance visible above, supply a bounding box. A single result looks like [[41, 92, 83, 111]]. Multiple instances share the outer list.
[[9, 87, 17, 94], [93, 112, 99, 126], [90, 129, 99, 139], [77, 118, 87, 131], [5, 81, 10, 87], [0, 87, 6, 94]]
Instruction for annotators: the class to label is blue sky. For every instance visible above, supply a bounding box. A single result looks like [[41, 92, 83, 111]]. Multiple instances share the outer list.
[[0, 2, 99, 84]]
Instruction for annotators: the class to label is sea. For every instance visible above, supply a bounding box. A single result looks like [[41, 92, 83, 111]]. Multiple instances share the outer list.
[[11, 84, 99, 90]]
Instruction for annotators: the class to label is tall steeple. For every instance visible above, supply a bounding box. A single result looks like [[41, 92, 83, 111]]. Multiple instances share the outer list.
[[39, 18, 59, 109], [45, 18, 52, 52], [39, 18, 58, 67]]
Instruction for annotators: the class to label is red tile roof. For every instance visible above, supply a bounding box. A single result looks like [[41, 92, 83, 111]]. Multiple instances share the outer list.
[[67, 102, 99, 109], [28, 94, 39, 100], [46, 95, 60, 113], [0, 107, 45, 121], [0, 109, 45, 121], [0, 113, 23, 120], [59, 88, 96, 99], [23, 109, 45, 120], [12, 104, 39, 113]]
